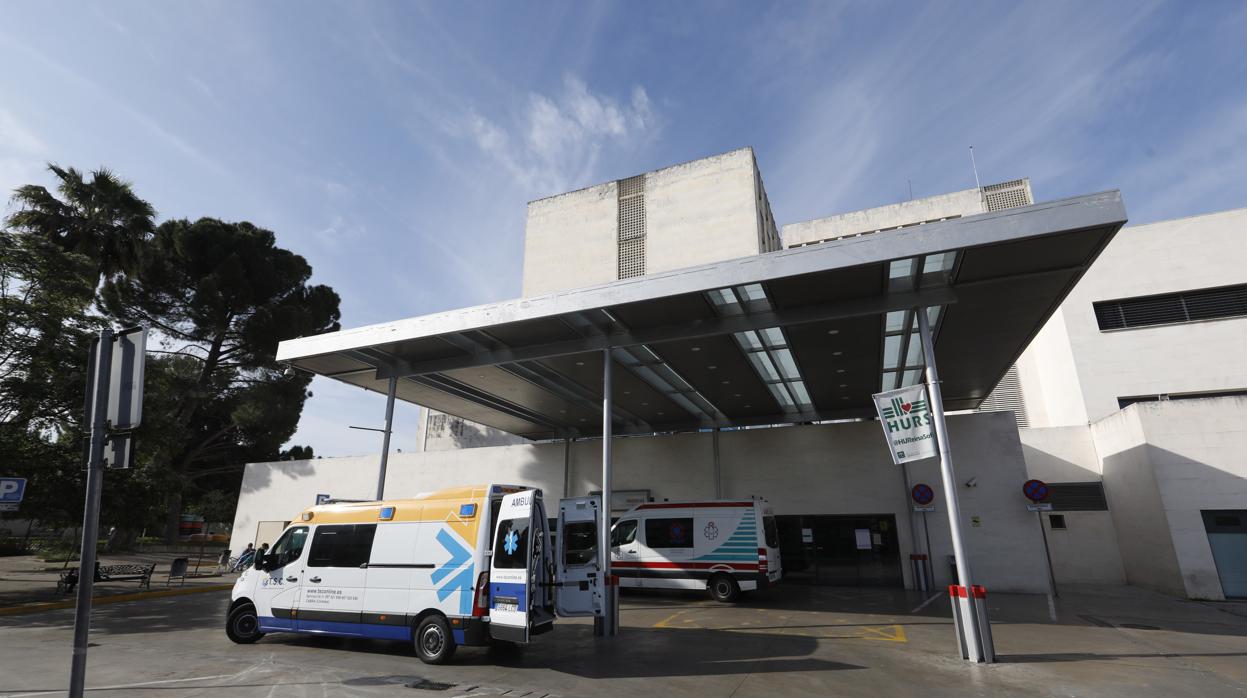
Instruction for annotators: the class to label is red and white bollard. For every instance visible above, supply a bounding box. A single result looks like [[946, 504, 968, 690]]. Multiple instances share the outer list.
[[948, 584, 995, 663]]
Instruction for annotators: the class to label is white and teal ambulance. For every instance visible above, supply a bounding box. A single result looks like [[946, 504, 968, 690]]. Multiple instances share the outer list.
[[609, 498, 782, 602]]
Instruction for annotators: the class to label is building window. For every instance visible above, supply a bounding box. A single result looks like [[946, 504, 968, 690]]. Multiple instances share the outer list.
[[1048, 514, 1067, 530], [1045, 483, 1108, 512], [1093, 283, 1247, 331]]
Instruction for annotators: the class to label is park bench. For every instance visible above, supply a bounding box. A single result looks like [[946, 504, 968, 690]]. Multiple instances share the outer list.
[[57, 562, 157, 595]]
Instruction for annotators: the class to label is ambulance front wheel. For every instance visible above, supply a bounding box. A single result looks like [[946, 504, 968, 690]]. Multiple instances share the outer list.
[[708, 574, 740, 603], [226, 603, 265, 644], [415, 615, 457, 664]]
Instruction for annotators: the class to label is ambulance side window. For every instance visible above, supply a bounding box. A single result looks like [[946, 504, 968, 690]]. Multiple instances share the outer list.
[[645, 518, 694, 548], [308, 524, 377, 568], [271, 526, 308, 567], [610, 519, 637, 547]]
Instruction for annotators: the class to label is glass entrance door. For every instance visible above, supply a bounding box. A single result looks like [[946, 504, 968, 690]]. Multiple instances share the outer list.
[[776, 515, 903, 587], [1203, 510, 1247, 599]]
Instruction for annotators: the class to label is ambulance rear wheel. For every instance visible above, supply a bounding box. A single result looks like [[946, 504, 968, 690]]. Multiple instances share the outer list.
[[414, 615, 457, 664], [708, 574, 740, 603], [226, 603, 265, 644]]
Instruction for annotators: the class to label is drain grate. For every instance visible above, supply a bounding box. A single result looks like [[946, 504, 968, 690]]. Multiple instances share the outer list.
[[406, 677, 458, 691]]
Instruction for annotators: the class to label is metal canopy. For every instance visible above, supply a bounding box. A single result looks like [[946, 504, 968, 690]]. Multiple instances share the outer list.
[[278, 191, 1127, 440]]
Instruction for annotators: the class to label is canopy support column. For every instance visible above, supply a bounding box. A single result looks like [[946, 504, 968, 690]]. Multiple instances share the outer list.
[[917, 307, 984, 662], [595, 348, 618, 636], [376, 376, 397, 500]]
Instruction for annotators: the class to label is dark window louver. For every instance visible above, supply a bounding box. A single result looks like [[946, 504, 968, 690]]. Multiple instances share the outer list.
[[1043, 482, 1108, 512], [1094, 284, 1247, 331]]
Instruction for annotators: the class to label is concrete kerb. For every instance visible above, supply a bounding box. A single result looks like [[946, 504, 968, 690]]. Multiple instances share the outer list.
[[0, 582, 233, 617]]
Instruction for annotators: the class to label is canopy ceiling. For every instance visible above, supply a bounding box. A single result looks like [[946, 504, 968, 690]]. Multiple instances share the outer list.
[[278, 191, 1127, 440]]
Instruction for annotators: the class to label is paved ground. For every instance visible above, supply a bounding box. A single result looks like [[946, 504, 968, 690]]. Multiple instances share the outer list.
[[0, 553, 231, 609], [1, 584, 1246, 697]]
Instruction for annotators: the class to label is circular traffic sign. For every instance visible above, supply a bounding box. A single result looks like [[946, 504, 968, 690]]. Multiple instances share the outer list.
[[1022, 479, 1049, 503], [911, 483, 935, 505]]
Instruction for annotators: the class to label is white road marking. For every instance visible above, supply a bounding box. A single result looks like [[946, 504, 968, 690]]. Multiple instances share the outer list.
[[909, 592, 942, 614]]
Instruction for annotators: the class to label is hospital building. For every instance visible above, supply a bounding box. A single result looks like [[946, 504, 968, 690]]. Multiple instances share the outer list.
[[231, 147, 1247, 601]]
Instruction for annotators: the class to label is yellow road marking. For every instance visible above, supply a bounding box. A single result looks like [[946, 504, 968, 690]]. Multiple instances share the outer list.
[[0, 584, 233, 617], [859, 624, 907, 642], [653, 609, 690, 628]]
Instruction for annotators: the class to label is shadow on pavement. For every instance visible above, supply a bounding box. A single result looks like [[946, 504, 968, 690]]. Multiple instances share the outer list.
[[273, 623, 865, 679]]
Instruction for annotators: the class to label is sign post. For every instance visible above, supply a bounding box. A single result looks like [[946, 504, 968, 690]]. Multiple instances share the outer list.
[[911, 483, 936, 589], [914, 308, 986, 663], [1024, 479, 1060, 619], [69, 327, 146, 698]]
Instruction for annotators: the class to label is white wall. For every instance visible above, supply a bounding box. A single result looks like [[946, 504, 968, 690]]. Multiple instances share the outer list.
[[645, 148, 762, 273], [232, 412, 1050, 593], [1130, 397, 1247, 600], [1018, 427, 1127, 585], [1090, 408, 1188, 596], [521, 181, 618, 297], [781, 187, 985, 247], [229, 456, 381, 555], [1017, 207, 1247, 427]]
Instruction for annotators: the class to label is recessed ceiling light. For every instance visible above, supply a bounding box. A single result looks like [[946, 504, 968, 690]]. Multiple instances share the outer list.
[[841, 396, 849, 400], [623, 390, 630, 395], [579, 417, 587, 422], [641, 402, 649, 406], [828, 329, 840, 335], [722, 380, 730, 385], [839, 384, 848, 388], [744, 404, 752, 408], [575, 361, 584, 366], [707, 365, 717, 370], [832, 351, 842, 356], [657, 411, 665, 415], [836, 369, 845, 373], [734, 393, 741, 398], [691, 347, 701, 352]]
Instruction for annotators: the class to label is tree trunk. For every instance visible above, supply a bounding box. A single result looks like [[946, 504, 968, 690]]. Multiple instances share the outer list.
[[106, 527, 139, 552], [163, 489, 183, 544]]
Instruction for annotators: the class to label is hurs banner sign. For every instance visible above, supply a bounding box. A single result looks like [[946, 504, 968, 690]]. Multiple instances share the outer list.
[[872, 384, 938, 465]]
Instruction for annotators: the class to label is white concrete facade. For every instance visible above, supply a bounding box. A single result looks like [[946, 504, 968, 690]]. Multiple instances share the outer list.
[[1020, 396, 1247, 600], [520, 147, 778, 297], [782, 186, 987, 248], [1016, 207, 1247, 428], [233, 411, 1052, 594]]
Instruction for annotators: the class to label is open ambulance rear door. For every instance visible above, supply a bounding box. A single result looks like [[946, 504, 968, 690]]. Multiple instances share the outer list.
[[488, 490, 552, 643], [554, 497, 604, 617]]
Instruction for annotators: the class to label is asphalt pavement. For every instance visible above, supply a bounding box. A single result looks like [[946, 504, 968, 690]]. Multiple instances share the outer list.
[[1, 584, 1246, 697]]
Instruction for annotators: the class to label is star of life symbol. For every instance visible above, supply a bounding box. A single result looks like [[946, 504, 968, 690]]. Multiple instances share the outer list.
[[703, 521, 719, 541], [504, 530, 519, 555]]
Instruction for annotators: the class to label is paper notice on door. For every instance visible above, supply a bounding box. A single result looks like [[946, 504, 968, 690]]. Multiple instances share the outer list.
[[854, 528, 871, 550]]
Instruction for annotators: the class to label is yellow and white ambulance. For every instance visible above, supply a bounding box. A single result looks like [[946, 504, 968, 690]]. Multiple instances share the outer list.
[[226, 484, 603, 663]]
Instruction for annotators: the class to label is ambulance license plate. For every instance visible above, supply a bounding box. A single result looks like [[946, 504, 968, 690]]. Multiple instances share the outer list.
[[495, 601, 518, 612]]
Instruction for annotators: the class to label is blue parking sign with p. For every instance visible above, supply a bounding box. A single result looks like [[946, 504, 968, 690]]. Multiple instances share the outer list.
[[0, 478, 26, 502]]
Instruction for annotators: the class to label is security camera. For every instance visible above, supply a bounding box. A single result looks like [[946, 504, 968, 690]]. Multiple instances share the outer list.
[[964, 477, 978, 488]]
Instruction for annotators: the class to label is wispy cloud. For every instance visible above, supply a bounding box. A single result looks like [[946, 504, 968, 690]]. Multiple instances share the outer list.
[[466, 76, 660, 196]]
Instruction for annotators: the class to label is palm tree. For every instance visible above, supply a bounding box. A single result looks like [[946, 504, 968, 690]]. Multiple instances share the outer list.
[[6, 164, 155, 284]]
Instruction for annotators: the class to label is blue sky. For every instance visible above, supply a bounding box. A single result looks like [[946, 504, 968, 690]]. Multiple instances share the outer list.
[[2, 1, 1245, 457]]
